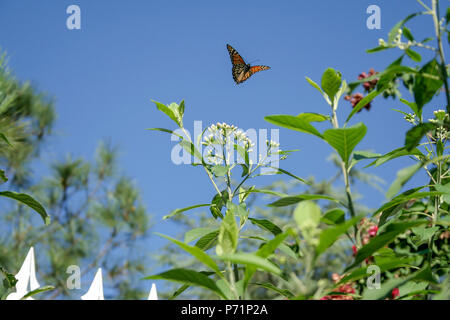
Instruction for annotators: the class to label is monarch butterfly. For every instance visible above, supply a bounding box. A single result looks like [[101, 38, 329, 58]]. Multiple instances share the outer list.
[[226, 44, 270, 84]]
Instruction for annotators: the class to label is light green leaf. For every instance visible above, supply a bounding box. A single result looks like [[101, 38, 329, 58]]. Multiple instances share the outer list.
[[264, 115, 324, 139], [346, 90, 382, 123], [163, 203, 212, 220], [323, 123, 367, 165], [216, 208, 239, 256], [316, 216, 362, 256], [321, 68, 342, 101], [184, 227, 217, 244], [152, 100, 180, 126], [386, 162, 422, 199], [214, 253, 282, 276], [156, 233, 223, 277], [294, 200, 321, 230]]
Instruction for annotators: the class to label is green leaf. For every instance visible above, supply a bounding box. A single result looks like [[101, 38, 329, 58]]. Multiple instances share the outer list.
[[184, 227, 217, 243], [321, 208, 346, 225], [195, 230, 220, 251], [323, 123, 367, 165], [373, 191, 444, 216], [216, 208, 239, 256], [388, 12, 423, 44], [163, 203, 212, 220], [405, 48, 421, 62], [361, 266, 435, 300], [257, 233, 291, 259], [402, 27, 414, 41], [251, 282, 294, 299], [211, 165, 230, 177], [366, 46, 391, 53], [144, 268, 225, 299], [296, 113, 330, 123], [214, 253, 282, 276], [386, 162, 422, 199], [413, 59, 444, 111], [0, 169, 8, 184], [243, 232, 290, 288], [316, 216, 362, 257], [294, 200, 321, 230], [347, 220, 428, 270], [338, 257, 414, 285], [0, 266, 17, 288], [152, 100, 180, 126], [268, 194, 339, 207], [20, 286, 55, 300], [0, 132, 12, 147], [156, 233, 223, 277], [435, 183, 450, 204], [305, 76, 324, 95], [0, 191, 50, 225], [399, 98, 420, 118], [346, 90, 381, 123], [264, 115, 324, 139], [366, 146, 424, 168], [210, 190, 228, 219], [249, 218, 283, 236], [405, 123, 436, 151], [321, 68, 342, 101], [270, 167, 309, 185]]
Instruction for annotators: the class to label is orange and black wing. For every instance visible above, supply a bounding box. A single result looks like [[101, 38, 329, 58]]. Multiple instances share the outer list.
[[227, 44, 246, 66], [226, 44, 270, 84], [237, 65, 271, 84]]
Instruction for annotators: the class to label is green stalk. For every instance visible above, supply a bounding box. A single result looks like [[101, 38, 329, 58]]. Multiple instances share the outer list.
[[432, 0, 450, 113]]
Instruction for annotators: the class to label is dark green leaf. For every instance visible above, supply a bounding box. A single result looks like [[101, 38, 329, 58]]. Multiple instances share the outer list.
[[347, 220, 428, 269], [195, 230, 220, 251], [413, 59, 444, 111], [0, 191, 50, 225], [249, 218, 283, 236], [144, 268, 225, 299], [405, 122, 436, 151], [268, 194, 339, 207], [20, 286, 55, 300]]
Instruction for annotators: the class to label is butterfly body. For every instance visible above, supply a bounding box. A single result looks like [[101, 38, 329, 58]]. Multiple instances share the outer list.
[[227, 44, 270, 84]]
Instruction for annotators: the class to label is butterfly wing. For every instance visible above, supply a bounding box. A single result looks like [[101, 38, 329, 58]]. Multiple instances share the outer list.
[[238, 65, 271, 84], [226, 44, 270, 84], [227, 44, 246, 65]]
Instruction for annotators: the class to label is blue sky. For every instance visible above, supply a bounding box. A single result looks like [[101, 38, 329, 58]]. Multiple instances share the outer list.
[[0, 0, 448, 296]]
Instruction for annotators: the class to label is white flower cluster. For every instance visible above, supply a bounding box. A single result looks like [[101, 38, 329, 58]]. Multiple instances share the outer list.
[[404, 113, 417, 125], [202, 122, 255, 165], [428, 110, 449, 141]]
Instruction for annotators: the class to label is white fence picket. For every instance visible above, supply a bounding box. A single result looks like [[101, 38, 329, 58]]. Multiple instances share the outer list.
[[6, 247, 158, 300]]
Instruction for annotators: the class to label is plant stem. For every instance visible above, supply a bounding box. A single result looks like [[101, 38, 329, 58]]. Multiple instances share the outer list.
[[432, 0, 450, 114], [331, 104, 357, 223]]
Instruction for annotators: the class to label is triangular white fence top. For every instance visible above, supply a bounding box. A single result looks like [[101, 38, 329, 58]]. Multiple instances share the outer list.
[[6, 247, 40, 300], [7, 247, 158, 300], [81, 268, 104, 300]]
